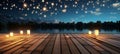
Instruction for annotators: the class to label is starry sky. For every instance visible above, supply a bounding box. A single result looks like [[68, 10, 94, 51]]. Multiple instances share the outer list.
[[0, 0, 120, 23]]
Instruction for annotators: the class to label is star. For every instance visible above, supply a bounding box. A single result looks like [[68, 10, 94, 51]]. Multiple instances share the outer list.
[[64, 5, 68, 8], [43, 15, 47, 18], [43, 7, 48, 11], [23, 3, 28, 8], [62, 9, 67, 13], [42, 0, 45, 2], [51, 3, 54, 6], [24, 14, 28, 16], [36, 6, 40, 9]]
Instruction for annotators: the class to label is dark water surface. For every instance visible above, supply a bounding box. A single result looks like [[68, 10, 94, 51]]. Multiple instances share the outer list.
[[0, 29, 120, 34]]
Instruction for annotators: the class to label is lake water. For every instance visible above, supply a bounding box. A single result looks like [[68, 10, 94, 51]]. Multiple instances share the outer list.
[[33, 29, 120, 34], [0, 29, 120, 34]]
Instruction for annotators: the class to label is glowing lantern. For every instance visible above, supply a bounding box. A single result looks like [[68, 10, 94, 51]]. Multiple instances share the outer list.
[[6, 35, 9, 38], [10, 32, 13, 36], [88, 31, 92, 35], [20, 30, 23, 34], [27, 30, 30, 35], [94, 30, 99, 36]]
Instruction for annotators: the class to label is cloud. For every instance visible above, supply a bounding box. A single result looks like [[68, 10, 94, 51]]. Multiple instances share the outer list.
[[79, 15, 85, 18], [110, 16, 117, 18], [54, 19, 59, 23], [103, 0, 110, 2], [90, 8, 102, 15], [96, 8, 100, 12], [112, 2, 120, 7], [91, 11, 102, 15], [110, 12, 117, 15], [118, 8, 120, 10], [110, 12, 120, 15]]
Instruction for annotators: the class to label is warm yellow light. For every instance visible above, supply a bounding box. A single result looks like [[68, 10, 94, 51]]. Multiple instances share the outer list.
[[6, 35, 9, 38], [23, 3, 27, 8], [20, 30, 23, 34], [10, 32, 13, 36], [88, 31, 92, 34], [42, 7, 47, 11], [66, 36, 69, 38], [94, 30, 99, 36], [27, 30, 30, 35]]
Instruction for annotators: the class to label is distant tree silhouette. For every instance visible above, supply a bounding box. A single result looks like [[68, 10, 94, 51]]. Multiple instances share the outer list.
[[0, 18, 120, 31]]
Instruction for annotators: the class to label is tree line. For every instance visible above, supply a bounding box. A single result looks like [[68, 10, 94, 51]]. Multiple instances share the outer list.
[[0, 21, 120, 31]]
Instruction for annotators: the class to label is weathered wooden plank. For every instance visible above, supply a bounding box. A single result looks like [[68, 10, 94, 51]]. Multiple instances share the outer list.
[[27, 34, 49, 51], [79, 34, 109, 54], [98, 34, 120, 39], [65, 34, 80, 54], [52, 34, 61, 54], [0, 39, 24, 54], [0, 39, 24, 49], [42, 34, 56, 54], [4, 35, 42, 54], [12, 34, 43, 54], [0, 33, 120, 54], [61, 34, 71, 54], [77, 34, 110, 54], [70, 34, 90, 54], [0, 34, 37, 49], [0, 40, 25, 53], [0, 39, 15, 44], [32, 34, 52, 54], [22, 34, 49, 54], [73, 34, 100, 54], [78, 34, 119, 54], [9, 34, 42, 54], [98, 38, 120, 48]]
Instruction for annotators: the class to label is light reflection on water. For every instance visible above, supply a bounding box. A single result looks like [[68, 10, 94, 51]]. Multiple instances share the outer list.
[[0, 29, 120, 34], [33, 29, 120, 34]]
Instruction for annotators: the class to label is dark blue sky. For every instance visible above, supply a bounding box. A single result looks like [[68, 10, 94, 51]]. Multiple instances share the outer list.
[[0, 0, 120, 23]]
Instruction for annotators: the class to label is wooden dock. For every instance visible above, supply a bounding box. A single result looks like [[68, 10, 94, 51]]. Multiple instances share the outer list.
[[0, 33, 120, 54]]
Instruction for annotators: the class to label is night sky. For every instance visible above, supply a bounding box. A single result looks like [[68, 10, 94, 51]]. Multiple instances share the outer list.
[[0, 0, 120, 23]]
